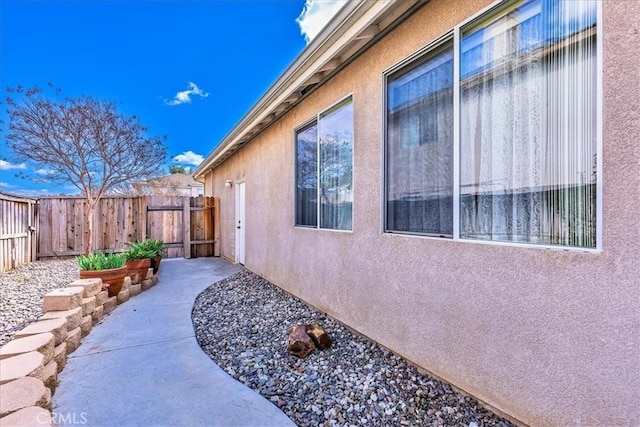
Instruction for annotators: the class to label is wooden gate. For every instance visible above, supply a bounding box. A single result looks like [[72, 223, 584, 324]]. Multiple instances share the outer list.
[[0, 192, 38, 272], [145, 196, 219, 259]]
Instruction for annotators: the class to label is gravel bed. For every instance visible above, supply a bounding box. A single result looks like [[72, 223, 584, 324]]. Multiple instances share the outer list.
[[193, 270, 514, 427], [0, 259, 79, 346]]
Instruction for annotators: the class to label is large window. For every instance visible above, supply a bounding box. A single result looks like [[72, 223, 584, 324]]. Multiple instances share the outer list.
[[296, 96, 353, 230], [385, 0, 599, 249]]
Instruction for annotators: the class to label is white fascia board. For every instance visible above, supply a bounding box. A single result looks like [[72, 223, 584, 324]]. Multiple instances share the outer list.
[[193, 0, 394, 179], [0, 191, 38, 203]]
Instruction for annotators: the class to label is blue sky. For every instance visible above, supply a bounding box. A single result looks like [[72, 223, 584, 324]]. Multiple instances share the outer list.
[[0, 0, 344, 196]]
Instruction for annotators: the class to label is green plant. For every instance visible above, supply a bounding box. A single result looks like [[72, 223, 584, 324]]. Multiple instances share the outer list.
[[144, 239, 165, 257], [77, 253, 127, 270], [125, 241, 157, 260], [125, 239, 165, 259]]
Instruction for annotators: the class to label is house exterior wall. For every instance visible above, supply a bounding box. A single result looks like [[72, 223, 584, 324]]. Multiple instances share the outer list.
[[204, 0, 639, 424]]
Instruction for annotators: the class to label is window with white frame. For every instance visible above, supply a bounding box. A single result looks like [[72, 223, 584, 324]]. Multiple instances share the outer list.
[[385, 0, 599, 249], [296, 96, 354, 230]]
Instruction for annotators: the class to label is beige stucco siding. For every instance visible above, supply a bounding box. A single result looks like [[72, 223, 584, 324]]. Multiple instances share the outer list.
[[204, 0, 640, 425]]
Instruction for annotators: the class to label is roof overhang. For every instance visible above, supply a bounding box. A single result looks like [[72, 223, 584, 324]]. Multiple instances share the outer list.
[[193, 0, 426, 179], [0, 191, 38, 202]]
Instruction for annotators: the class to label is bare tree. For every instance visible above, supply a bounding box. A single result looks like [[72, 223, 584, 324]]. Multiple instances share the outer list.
[[4, 84, 167, 255]]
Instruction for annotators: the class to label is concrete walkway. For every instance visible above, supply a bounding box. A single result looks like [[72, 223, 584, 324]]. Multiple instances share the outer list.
[[53, 258, 295, 427]]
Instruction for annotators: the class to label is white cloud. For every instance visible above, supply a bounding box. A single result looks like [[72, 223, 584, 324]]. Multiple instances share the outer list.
[[0, 181, 16, 188], [36, 168, 56, 176], [296, 0, 345, 44], [164, 82, 209, 106], [0, 160, 27, 170], [172, 151, 204, 166]]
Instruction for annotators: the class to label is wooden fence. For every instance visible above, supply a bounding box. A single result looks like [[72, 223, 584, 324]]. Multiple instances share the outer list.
[[0, 192, 38, 272], [37, 195, 219, 259]]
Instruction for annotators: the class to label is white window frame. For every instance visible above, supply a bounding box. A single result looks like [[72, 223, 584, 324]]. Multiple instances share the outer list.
[[294, 94, 354, 232], [381, 0, 603, 253]]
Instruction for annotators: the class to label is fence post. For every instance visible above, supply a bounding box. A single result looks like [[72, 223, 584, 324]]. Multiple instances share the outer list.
[[213, 197, 220, 257], [183, 197, 191, 258], [31, 200, 38, 262], [27, 201, 32, 265], [139, 196, 148, 241]]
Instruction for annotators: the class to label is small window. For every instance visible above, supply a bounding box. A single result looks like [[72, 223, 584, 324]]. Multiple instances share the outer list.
[[386, 41, 454, 236], [295, 96, 354, 230], [295, 123, 318, 227]]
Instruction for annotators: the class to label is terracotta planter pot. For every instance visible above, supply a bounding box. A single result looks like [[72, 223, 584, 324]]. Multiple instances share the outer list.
[[80, 266, 127, 297], [125, 258, 151, 284], [150, 255, 162, 274]]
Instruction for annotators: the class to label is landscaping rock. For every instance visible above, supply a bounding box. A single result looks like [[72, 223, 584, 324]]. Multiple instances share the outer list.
[[0, 259, 79, 347], [65, 328, 81, 355], [151, 275, 159, 285], [80, 297, 96, 316], [91, 305, 104, 325], [42, 360, 57, 394], [193, 270, 514, 427], [42, 287, 83, 312], [305, 323, 332, 349], [53, 343, 66, 373], [145, 268, 153, 280], [80, 315, 92, 337], [123, 275, 132, 291], [95, 290, 108, 307], [287, 324, 315, 358], [39, 307, 82, 331], [0, 352, 44, 385], [129, 273, 140, 285], [13, 319, 67, 346], [117, 289, 130, 304], [129, 284, 142, 297], [141, 279, 153, 291], [0, 406, 53, 426], [103, 297, 117, 314], [0, 333, 55, 364], [0, 377, 51, 418], [67, 278, 102, 298]]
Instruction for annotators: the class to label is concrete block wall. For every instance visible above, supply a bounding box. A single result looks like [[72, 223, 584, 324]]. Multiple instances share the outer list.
[[0, 268, 159, 425]]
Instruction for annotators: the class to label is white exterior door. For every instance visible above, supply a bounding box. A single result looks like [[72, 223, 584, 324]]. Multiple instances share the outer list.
[[235, 181, 246, 265]]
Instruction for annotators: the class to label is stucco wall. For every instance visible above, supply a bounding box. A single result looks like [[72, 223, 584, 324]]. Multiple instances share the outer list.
[[204, 0, 640, 424]]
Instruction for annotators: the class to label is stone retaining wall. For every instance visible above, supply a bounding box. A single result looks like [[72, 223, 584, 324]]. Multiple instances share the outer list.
[[0, 268, 160, 425]]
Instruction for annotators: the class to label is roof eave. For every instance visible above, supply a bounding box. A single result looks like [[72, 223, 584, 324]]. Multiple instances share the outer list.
[[193, 0, 424, 179]]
